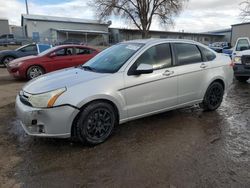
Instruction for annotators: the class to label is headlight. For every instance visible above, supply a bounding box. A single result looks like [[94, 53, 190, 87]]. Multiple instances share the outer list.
[[9, 61, 23, 67], [233, 56, 241, 64], [28, 88, 66, 108]]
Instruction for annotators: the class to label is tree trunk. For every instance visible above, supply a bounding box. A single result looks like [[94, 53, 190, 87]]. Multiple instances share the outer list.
[[142, 30, 149, 39]]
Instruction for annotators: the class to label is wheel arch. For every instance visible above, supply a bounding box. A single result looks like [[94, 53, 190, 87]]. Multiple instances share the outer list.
[[25, 64, 46, 78], [71, 98, 120, 138], [202, 77, 226, 98]]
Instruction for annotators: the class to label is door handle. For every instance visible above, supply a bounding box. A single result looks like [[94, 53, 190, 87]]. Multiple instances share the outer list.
[[200, 63, 208, 69], [163, 70, 174, 76]]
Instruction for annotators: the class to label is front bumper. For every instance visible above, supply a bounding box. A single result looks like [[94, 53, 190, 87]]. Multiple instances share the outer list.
[[15, 95, 79, 138], [233, 63, 250, 76]]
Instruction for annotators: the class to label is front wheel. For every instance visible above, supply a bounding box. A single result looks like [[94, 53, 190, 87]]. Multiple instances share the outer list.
[[235, 76, 249, 83], [200, 82, 224, 111], [26, 65, 45, 80], [75, 102, 117, 145], [1, 56, 15, 67]]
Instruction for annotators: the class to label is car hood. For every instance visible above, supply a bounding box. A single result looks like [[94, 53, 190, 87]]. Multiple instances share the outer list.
[[0, 50, 14, 54], [23, 67, 109, 94], [238, 50, 250, 56]]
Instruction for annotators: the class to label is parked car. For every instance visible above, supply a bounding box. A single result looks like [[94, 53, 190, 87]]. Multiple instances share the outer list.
[[0, 34, 29, 46], [222, 48, 233, 58], [0, 43, 52, 67], [232, 37, 250, 82], [7, 45, 99, 79], [15, 39, 233, 145], [209, 42, 231, 53]]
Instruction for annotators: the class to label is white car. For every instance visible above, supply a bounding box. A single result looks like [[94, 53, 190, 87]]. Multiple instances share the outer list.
[[16, 39, 234, 145]]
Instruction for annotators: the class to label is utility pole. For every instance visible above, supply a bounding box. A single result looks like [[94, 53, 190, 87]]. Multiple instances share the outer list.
[[25, 0, 29, 14]]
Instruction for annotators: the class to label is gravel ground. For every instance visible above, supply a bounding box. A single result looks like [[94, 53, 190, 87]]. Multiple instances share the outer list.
[[0, 68, 249, 188]]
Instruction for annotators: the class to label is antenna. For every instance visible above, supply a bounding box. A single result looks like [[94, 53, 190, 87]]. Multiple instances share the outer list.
[[25, 0, 29, 14]]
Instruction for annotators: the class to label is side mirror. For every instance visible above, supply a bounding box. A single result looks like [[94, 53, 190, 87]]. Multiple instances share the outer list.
[[134, 64, 153, 75], [49, 52, 56, 58]]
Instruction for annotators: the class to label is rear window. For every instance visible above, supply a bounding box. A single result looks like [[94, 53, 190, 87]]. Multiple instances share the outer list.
[[199, 46, 216, 61], [75, 48, 93, 55], [174, 43, 202, 65]]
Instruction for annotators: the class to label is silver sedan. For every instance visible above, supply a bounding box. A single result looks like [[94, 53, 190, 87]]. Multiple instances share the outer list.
[[16, 39, 234, 145]]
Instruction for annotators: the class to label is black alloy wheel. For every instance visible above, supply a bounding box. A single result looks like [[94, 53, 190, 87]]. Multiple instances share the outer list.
[[75, 102, 116, 145], [200, 82, 224, 111]]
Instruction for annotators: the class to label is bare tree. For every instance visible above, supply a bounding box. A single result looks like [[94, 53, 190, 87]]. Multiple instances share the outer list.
[[92, 0, 187, 38], [240, 0, 250, 21]]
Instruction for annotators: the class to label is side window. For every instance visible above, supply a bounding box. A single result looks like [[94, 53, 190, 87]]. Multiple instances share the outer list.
[[8, 34, 14, 39], [54, 48, 73, 56], [75, 48, 93, 55], [20, 45, 37, 52], [199, 46, 216, 61], [174, 43, 202, 65], [135, 43, 172, 70], [0, 35, 7, 39], [236, 39, 250, 51]]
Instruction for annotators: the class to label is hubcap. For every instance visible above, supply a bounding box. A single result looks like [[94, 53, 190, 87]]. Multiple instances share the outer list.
[[85, 108, 113, 141], [29, 67, 43, 78], [208, 86, 223, 107]]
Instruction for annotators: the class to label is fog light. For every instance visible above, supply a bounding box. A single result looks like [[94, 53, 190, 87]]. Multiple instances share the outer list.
[[38, 125, 45, 133], [31, 119, 37, 125]]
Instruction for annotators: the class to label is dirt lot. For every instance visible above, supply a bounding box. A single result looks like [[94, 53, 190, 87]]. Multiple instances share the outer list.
[[0, 68, 249, 187]]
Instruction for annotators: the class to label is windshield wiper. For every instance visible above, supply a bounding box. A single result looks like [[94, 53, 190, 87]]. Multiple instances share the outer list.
[[81, 65, 96, 72]]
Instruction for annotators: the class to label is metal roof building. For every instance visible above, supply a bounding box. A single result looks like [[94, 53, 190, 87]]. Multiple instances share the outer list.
[[231, 22, 250, 46], [109, 28, 226, 45], [21, 14, 111, 45]]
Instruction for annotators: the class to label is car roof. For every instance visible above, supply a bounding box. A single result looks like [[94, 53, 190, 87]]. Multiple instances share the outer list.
[[121, 38, 201, 45], [54, 44, 98, 50]]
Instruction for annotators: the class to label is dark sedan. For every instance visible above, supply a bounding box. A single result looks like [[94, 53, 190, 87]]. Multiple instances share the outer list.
[[0, 43, 52, 67]]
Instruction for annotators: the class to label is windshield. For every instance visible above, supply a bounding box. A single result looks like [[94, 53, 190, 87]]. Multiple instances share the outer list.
[[38, 46, 58, 56], [82, 43, 144, 73]]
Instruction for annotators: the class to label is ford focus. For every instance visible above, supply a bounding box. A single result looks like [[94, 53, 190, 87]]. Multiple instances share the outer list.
[[16, 39, 234, 145]]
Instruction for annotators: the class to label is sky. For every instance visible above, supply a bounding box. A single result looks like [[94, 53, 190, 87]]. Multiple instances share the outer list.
[[0, 0, 245, 32]]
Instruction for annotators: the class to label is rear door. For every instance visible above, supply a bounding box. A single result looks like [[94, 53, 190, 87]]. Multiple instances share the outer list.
[[172, 43, 209, 105]]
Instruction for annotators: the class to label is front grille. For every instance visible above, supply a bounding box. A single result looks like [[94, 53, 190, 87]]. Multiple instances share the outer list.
[[241, 55, 250, 66]]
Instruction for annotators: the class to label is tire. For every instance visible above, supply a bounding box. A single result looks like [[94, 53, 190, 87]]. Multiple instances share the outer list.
[[200, 82, 224, 111], [26, 65, 45, 80], [1, 56, 15, 67], [75, 102, 117, 145], [235, 76, 249, 83]]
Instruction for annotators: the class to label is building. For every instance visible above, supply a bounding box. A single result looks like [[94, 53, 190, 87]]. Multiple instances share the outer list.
[[231, 22, 250, 46], [206, 28, 232, 44], [21, 14, 111, 45], [9, 25, 24, 37], [0, 19, 10, 36], [109, 28, 225, 45]]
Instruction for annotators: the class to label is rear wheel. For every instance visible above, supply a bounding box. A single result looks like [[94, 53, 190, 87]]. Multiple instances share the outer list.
[[1, 56, 15, 67], [235, 76, 249, 83], [75, 102, 117, 145], [26, 65, 45, 80], [200, 82, 224, 111]]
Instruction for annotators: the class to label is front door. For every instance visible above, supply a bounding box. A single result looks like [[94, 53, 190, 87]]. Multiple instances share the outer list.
[[123, 43, 178, 118], [50, 47, 74, 71]]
